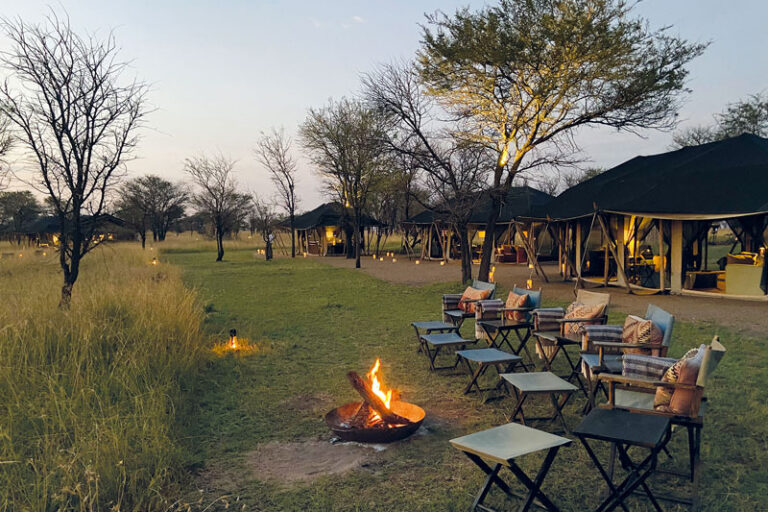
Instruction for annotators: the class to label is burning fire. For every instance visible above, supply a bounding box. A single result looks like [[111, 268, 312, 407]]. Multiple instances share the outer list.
[[366, 358, 392, 423]]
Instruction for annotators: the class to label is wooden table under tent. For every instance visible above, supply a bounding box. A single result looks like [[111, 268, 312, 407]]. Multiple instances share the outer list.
[[400, 186, 559, 280], [286, 202, 379, 257], [539, 133, 768, 300]]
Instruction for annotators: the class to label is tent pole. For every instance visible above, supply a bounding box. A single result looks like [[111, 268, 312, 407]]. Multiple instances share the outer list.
[[515, 221, 549, 283], [597, 213, 632, 293], [658, 219, 666, 292], [575, 213, 598, 293]]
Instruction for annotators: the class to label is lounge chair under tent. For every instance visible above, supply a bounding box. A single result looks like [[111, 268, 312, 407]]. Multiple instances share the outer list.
[[531, 289, 611, 396], [580, 304, 675, 408], [596, 337, 726, 509]]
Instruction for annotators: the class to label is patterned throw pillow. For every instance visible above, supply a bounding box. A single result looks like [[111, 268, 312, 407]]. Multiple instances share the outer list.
[[505, 291, 529, 323], [654, 347, 699, 411], [458, 287, 491, 314], [562, 303, 606, 335], [668, 348, 706, 416], [621, 315, 664, 355]]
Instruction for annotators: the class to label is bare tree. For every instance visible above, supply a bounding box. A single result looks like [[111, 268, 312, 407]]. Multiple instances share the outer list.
[[0, 12, 148, 306], [251, 195, 278, 260], [300, 98, 389, 269], [254, 128, 299, 257], [185, 154, 251, 261], [0, 113, 11, 190], [418, 0, 707, 280], [363, 62, 490, 283]]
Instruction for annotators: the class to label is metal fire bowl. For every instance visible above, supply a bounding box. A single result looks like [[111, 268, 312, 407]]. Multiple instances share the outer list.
[[325, 400, 426, 443]]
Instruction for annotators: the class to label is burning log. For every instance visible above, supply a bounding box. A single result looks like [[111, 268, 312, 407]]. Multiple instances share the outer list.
[[346, 371, 412, 426]]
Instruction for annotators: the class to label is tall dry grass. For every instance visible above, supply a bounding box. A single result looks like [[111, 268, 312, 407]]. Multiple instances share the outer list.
[[0, 244, 207, 511]]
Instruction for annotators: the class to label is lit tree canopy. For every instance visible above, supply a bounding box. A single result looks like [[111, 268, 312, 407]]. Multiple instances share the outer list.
[[417, 0, 707, 278]]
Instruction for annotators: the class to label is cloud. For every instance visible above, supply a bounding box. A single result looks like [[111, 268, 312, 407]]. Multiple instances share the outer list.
[[352, 15, 365, 24], [310, 18, 322, 28]]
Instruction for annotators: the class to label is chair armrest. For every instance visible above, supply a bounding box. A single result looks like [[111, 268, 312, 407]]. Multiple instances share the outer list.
[[597, 373, 699, 391], [500, 307, 534, 312]]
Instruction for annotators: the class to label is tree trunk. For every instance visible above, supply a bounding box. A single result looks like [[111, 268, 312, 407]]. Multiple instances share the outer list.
[[478, 189, 502, 281], [290, 213, 296, 258], [457, 223, 473, 284], [266, 240, 273, 260], [139, 229, 146, 249], [354, 210, 361, 269], [59, 244, 80, 309], [216, 227, 224, 262]]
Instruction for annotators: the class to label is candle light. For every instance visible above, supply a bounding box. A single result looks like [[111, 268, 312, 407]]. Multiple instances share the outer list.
[[440, 261, 445, 266], [415, 260, 420, 265]]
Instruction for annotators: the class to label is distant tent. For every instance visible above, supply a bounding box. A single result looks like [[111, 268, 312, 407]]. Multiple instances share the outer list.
[[401, 186, 556, 274], [543, 133, 768, 298], [288, 202, 378, 256]]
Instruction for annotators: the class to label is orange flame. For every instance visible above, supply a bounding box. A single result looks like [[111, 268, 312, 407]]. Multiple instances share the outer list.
[[366, 358, 392, 421]]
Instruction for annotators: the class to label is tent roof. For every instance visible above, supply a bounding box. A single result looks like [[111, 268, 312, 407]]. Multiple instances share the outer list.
[[20, 214, 125, 234], [403, 186, 554, 226], [290, 202, 378, 230], [545, 133, 768, 221]]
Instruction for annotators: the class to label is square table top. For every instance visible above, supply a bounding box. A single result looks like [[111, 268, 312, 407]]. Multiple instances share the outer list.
[[450, 422, 571, 465], [411, 320, 457, 331], [500, 371, 578, 393], [573, 408, 670, 448], [478, 319, 532, 331], [421, 332, 473, 346], [456, 348, 522, 364], [444, 309, 474, 319], [534, 331, 581, 346]]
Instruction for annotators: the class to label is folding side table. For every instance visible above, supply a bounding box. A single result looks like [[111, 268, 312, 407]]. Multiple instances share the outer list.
[[500, 372, 578, 434], [478, 319, 535, 367], [419, 332, 476, 371], [573, 408, 672, 512], [455, 348, 523, 402], [411, 320, 459, 353], [450, 422, 572, 511], [532, 332, 588, 398]]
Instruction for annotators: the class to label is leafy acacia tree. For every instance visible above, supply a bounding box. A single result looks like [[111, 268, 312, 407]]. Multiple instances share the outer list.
[[0, 13, 148, 306], [185, 154, 251, 261], [0, 190, 41, 241], [254, 128, 299, 257], [300, 98, 389, 269], [418, 0, 707, 280], [672, 93, 768, 148]]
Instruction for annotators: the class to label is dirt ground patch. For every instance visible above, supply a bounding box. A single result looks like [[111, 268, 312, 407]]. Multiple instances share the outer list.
[[245, 440, 377, 483], [322, 257, 768, 336]]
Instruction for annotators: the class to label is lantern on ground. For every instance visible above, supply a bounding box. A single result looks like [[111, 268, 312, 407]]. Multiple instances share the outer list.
[[229, 329, 237, 350]]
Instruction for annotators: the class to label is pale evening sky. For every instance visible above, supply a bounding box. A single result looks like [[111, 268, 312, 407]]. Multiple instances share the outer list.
[[1, 0, 766, 211]]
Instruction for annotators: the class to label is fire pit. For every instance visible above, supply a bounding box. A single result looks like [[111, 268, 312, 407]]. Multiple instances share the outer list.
[[325, 359, 426, 443]]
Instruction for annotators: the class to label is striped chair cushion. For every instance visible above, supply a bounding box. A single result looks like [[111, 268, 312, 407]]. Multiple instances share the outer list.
[[533, 307, 565, 332], [622, 354, 677, 381], [475, 299, 504, 339]]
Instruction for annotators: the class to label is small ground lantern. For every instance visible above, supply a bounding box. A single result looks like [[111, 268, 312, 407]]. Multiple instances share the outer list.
[[229, 328, 237, 350]]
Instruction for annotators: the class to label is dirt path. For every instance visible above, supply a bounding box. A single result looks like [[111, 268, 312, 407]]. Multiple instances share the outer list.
[[322, 256, 768, 337]]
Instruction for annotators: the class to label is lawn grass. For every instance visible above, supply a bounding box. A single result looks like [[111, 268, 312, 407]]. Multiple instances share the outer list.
[[168, 247, 767, 511]]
